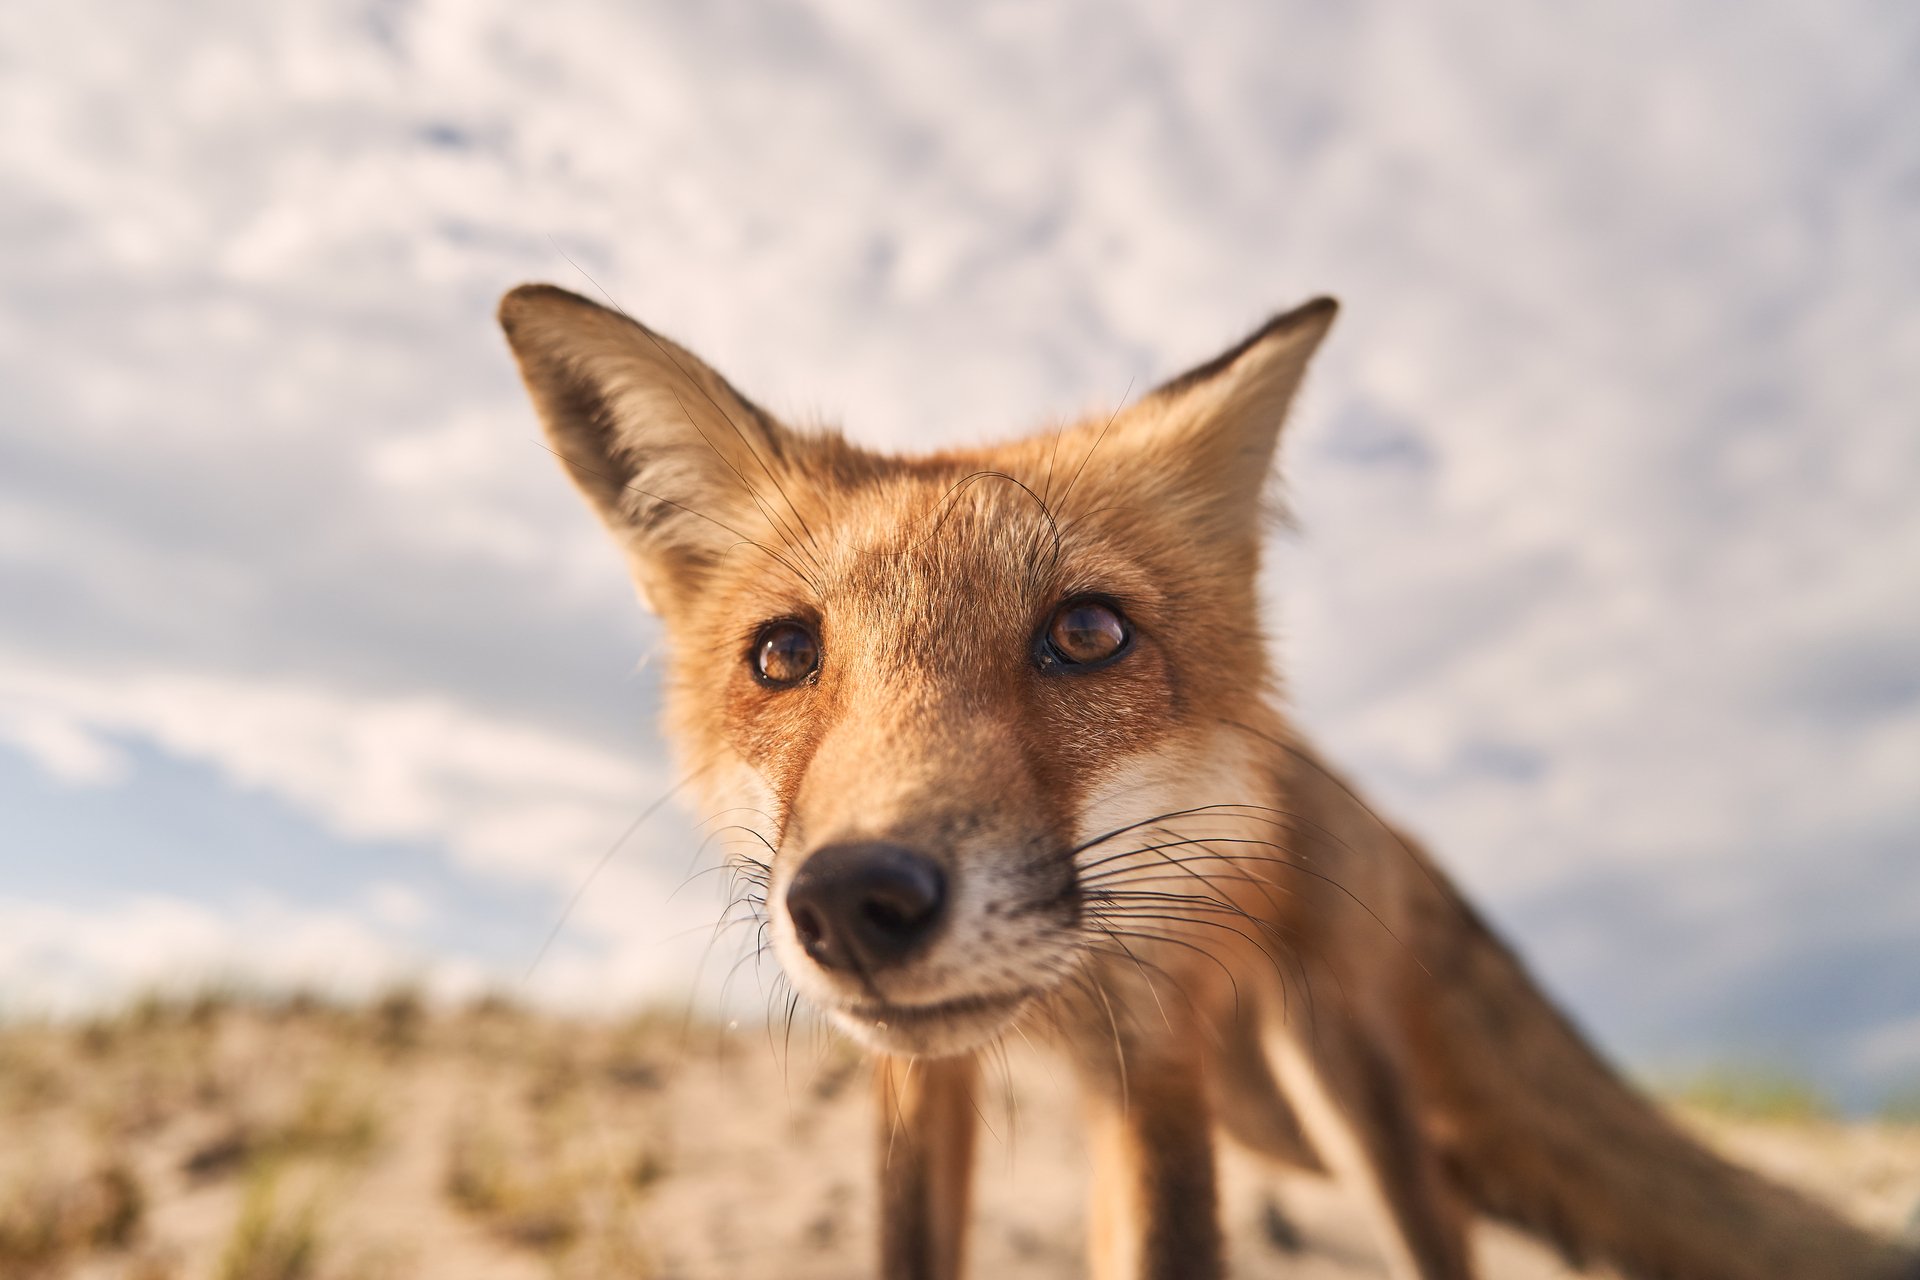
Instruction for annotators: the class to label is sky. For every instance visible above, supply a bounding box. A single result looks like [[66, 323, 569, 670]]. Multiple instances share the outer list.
[[1, 0, 1917, 1107]]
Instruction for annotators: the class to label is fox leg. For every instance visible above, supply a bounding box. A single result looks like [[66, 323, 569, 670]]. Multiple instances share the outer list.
[[1076, 1031, 1224, 1280], [1265, 1014, 1472, 1280], [876, 1053, 979, 1280], [1211, 1002, 1323, 1171]]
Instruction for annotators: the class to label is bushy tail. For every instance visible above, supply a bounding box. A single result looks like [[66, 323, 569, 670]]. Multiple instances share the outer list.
[[1414, 885, 1915, 1280]]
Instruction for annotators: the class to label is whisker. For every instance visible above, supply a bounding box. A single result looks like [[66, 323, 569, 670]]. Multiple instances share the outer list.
[[915, 469, 1064, 577], [1082, 964, 1130, 1115], [1096, 928, 1179, 1034], [667, 387, 827, 581], [1054, 378, 1134, 521], [1076, 829, 1420, 968], [525, 758, 718, 979], [1223, 718, 1450, 898], [1083, 923, 1244, 1007], [533, 439, 820, 593], [1068, 801, 1311, 860], [548, 238, 826, 563]]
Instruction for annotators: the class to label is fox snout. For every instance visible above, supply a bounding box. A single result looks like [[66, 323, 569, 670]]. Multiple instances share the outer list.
[[770, 818, 1080, 1057], [784, 841, 948, 975]]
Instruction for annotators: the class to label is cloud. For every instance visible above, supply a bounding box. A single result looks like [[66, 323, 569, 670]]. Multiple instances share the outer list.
[[0, 705, 131, 788], [0, 893, 486, 1015], [1848, 1013, 1920, 1087], [0, 882, 752, 1019], [365, 880, 433, 930], [0, 0, 1915, 1098], [0, 650, 753, 1012], [0, 653, 666, 887]]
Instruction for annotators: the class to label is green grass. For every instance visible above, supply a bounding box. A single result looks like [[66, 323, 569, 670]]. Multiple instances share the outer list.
[[443, 1113, 583, 1254], [183, 1070, 385, 1183], [216, 1170, 322, 1280], [1671, 1066, 1835, 1124], [1877, 1080, 1920, 1126]]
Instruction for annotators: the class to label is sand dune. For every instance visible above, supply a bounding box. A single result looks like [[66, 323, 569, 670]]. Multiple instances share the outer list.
[[3, 997, 1913, 1279]]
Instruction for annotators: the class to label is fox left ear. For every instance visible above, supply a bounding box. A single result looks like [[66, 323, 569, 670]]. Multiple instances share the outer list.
[[497, 283, 804, 616], [1117, 296, 1337, 527]]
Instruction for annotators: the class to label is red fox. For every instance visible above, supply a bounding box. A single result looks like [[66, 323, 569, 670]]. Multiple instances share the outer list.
[[500, 283, 1916, 1280]]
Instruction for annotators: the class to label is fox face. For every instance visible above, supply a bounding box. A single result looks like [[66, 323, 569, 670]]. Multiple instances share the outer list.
[[500, 286, 1334, 1057]]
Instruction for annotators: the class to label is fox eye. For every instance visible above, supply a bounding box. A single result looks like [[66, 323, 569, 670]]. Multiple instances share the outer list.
[[1038, 598, 1131, 671], [753, 621, 820, 686]]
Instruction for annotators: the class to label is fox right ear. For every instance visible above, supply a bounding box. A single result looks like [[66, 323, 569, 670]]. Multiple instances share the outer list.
[[1103, 297, 1337, 537], [497, 284, 799, 614]]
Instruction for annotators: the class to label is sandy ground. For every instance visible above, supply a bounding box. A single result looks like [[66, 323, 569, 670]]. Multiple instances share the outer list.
[[2, 997, 1914, 1279]]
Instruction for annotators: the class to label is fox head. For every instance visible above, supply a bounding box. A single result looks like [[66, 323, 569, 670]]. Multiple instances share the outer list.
[[500, 285, 1335, 1056]]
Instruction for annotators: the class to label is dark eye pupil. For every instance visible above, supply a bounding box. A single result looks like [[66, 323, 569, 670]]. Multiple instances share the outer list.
[[756, 624, 818, 685], [1049, 602, 1126, 665]]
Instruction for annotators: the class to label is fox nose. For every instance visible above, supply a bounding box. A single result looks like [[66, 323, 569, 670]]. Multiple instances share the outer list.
[[785, 842, 947, 974]]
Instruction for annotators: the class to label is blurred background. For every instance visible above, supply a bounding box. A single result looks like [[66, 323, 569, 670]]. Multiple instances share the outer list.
[[3, 0, 1918, 1124]]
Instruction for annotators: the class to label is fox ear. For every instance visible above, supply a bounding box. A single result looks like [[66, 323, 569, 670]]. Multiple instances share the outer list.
[[1119, 296, 1337, 527], [498, 284, 798, 613]]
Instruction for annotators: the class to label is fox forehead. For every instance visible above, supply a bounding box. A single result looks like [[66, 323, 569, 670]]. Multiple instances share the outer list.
[[689, 454, 1170, 660]]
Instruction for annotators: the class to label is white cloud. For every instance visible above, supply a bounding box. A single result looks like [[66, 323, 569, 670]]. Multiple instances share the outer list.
[[364, 409, 561, 569], [0, 649, 745, 1008], [0, 706, 130, 788], [0, 876, 766, 1018], [365, 880, 432, 930], [0, 652, 666, 888], [0, 0, 1915, 1096], [1848, 1013, 1920, 1085], [0, 893, 484, 1016]]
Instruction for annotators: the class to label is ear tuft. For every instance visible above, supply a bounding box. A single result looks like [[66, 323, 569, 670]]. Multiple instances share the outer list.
[[497, 282, 798, 614], [1149, 297, 1338, 403], [497, 281, 592, 333], [1108, 295, 1338, 531]]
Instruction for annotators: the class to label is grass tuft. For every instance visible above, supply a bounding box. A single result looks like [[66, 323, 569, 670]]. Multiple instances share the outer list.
[[0, 1156, 147, 1276], [368, 988, 426, 1053], [444, 1117, 582, 1254], [1878, 1080, 1920, 1127], [183, 1073, 384, 1183], [216, 1170, 321, 1280], [1672, 1067, 1835, 1124]]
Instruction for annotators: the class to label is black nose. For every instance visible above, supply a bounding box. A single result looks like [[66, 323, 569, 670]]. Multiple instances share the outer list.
[[785, 842, 947, 974]]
